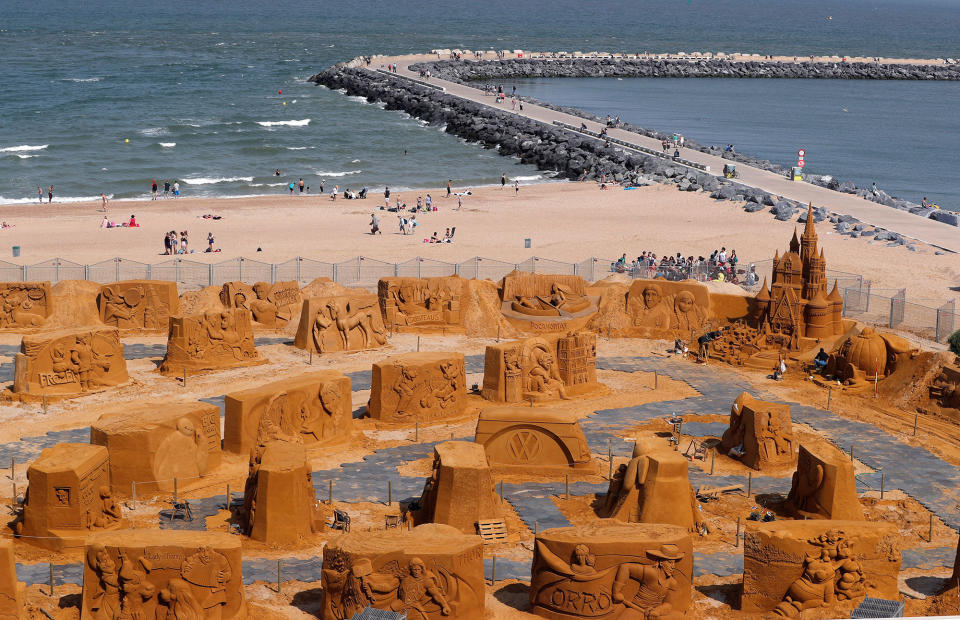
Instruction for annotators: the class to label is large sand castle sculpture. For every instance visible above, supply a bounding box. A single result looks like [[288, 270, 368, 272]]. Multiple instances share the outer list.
[[160, 308, 264, 376], [224, 370, 352, 454], [498, 271, 599, 333], [220, 280, 301, 327], [784, 444, 863, 521], [378, 275, 465, 332], [98, 280, 180, 331], [242, 440, 322, 544], [825, 326, 917, 392], [482, 332, 600, 403], [602, 438, 706, 533], [742, 521, 901, 616], [720, 392, 796, 470], [80, 530, 247, 619], [320, 523, 484, 619], [474, 407, 596, 476], [530, 521, 692, 620], [19, 443, 123, 551], [368, 352, 467, 423], [11, 327, 128, 399], [294, 293, 387, 354], [90, 401, 222, 496], [0, 281, 52, 329], [0, 539, 24, 617], [413, 441, 505, 534]]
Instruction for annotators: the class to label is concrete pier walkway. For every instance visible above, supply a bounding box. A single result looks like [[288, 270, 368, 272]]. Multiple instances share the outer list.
[[370, 54, 959, 253]]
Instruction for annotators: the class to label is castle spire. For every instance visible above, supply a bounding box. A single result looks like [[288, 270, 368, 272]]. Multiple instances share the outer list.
[[803, 202, 817, 240], [789, 228, 800, 254]]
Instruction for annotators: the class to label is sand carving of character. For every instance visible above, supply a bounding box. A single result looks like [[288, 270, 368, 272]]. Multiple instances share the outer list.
[[313, 299, 386, 352], [756, 412, 794, 461], [787, 459, 826, 517], [116, 552, 156, 619], [157, 578, 204, 620], [101, 285, 143, 328], [200, 311, 244, 359], [155, 418, 210, 483], [808, 530, 867, 602], [320, 550, 352, 618], [180, 546, 232, 616], [348, 558, 401, 611], [1, 287, 45, 327], [611, 544, 687, 620], [393, 367, 430, 418], [628, 284, 672, 329], [257, 393, 302, 445], [773, 549, 838, 617], [86, 544, 121, 620], [390, 557, 452, 617], [250, 283, 292, 326], [93, 486, 122, 528], [432, 361, 461, 410], [670, 291, 706, 335], [528, 348, 570, 400], [301, 383, 342, 441]]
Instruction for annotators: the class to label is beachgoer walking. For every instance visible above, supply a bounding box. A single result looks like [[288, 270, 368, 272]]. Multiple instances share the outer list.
[[500, 173, 506, 189], [172, 181, 179, 197], [207, 232, 215, 252], [514, 180, 519, 195], [151, 180, 158, 200], [299, 178, 305, 194], [446, 180, 451, 197], [164, 179, 170, 198], [370, 213, 381, 235], [398, 214, 408, 235], [457, 195, 462, 210], [180, 231, 188, 253], [38, 186, 43, 204], [416, 196, 422, 211], [163, 232, 171, 255], [289, 182, 295, 195], [48, 185, 54, 203], [320, 179, 325, 193], [425, 194, 432, 211], [100, 193, 108, 211], [331, 185, 339, 200]]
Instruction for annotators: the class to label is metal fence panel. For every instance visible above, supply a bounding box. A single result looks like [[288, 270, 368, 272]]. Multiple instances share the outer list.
[[937, 300, 956, 343], [394, 257, 457, 279], [25, 258, 85, 283], [0, 259, 21, 282], [463, 257, 516, 282], [150, 259, 211, 290], [86, 258, 151, 283], [295, 258, 335, 285], [530, 257, 576, 275]]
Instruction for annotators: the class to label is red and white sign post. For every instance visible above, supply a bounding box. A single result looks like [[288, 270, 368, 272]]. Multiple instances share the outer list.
[[797, 148, 806, 168]]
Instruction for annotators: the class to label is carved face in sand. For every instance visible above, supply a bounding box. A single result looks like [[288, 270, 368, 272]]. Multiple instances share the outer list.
[[534, 348, 553, 370], [319, 383, 341, 413], [642, 285, 662, 309], [409, 558, 425, 578], [675, 291, 695, 313]]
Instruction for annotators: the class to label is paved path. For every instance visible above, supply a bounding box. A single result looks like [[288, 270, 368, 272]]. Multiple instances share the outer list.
[[369, 54, 959, 253]]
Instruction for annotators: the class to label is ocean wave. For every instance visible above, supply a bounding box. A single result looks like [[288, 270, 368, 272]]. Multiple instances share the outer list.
[[0, 194, 104, 205], [0, 144, 48, 153], [350, 159, 361, 163], [315, 170, 361, 177], [66, 76, 102, 83], [15, 154, 36, 159], [139, 127, 169, 137], [285, 146, 311, 150], [250, 182, 288, 187], [159, 142, 176, 148], [512, 175, 542, 181], [256, 119, 310, 127], [181, 176, 254, 185]]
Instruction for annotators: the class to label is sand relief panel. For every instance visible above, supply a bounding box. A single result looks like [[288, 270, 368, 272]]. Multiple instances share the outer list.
[[784, 444, 863, 521], [742, 521, 900, 616], [378, 276, 465, 331], [602, 438, 706, 534], [623, 279, 710, 338], [530, 521, 692, 620], [294, 294, 387, 354], [242, 440, 322, 545], [98, 280, 180, 330], [499, 271, 599, 333], [368, 352, 466, 423], [224, 370, 352, 455], [80, 530, 247, 620], [19, 444, 123, 551], [927, 358, 960, 417], [474, 407, 595, 476], [320, 523, 484, 620], [11, 327, 127, 399], [720, 392, 796, 470], [0, 539, 25, 618], [90, 402, 221, 496], [482, 332, 600, 403], [413, 441, 505, 535], [160, 308, 264, 375], [0, 281, 51, 329], [220, 280, 301, 327]]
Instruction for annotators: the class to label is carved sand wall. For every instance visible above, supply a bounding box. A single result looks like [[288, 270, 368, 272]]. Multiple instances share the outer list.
[[159, 309, 264, 376], [623, 279, 710, 338], [90, 401, 222, 496], [294, 294, 387, 354], [378, 275, 465, 331], [220, 280, 301, 327], [242, 440, 322, 545], [482, 332, 600, 403], [0, 281, 52, 330], [80, 530, 247, 619], [474, 407, 596, 476], [530, 521, 692, 620], [224, 370, 352, 455], [368, 352, 467, 423], [742, 520, 900, 615], [720, 392, 796, 470], [12, 327, 128, 399], [98, 280, 179, 330], [0, 539, 24, 618], [785, 444, 863, 521], [320, 523, 484, 620], [499, 271, 599, 334]]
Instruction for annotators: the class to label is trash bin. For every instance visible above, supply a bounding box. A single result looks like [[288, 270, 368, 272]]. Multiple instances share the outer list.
[[12, 246, 20, 258], [524, 238, 531, 249]]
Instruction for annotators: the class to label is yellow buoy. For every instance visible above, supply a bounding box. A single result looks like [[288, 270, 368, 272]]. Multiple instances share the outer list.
[[124, 138, 130, 143], [282, 101, 286, 106]]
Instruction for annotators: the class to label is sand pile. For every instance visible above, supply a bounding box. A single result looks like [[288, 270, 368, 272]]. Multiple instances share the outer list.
[[44, 280, 102, 329], [461, 278, 517, 338], [587, 282, 631, 334]]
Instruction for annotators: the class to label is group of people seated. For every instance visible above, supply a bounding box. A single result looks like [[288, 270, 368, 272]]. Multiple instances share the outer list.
[[342, 187, 368, 200], [425, 227, 455, 244], [611, 247, 741, 283], [101, 214, 139, 229]]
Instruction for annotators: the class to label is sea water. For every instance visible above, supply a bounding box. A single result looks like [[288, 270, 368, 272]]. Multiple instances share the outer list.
[[0, 0, 957, 205]]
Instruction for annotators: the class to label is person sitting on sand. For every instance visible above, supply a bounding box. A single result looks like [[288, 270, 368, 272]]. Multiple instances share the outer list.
[[1, 222, 12, 229], [128, 215, 139, 227], [429, 231, 439, 243], [770, 356, 787, 381], [101, 216, 109, 229], [814, 348, 829, 372]]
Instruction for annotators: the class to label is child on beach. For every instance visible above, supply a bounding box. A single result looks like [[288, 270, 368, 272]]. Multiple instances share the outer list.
[[173, 181, 179, 197], [331, 185, 339, 200], [207, 232, 215, 252]]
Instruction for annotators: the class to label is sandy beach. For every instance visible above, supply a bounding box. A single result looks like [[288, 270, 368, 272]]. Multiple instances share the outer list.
[[1, 182, 956, 302]]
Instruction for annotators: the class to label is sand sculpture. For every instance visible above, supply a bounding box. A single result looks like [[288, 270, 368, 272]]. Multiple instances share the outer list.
[[784, 444, 863, 521], [413, 441, 504, 534], [825, 326, 917, 392], [242, 440, 322, 544], [623, 279, 710, 338], [482, 332, 600, 403], [19, 443, 123, 551], [294, 293, 387, 354], [80, 530, 247, 619], [320, 523, 484, 619], [368, 352, 467, 423], [98, 280, 180, 330], [742, 521, 901, 615], [927, 359, 960, 416], [0, 281, 52, 329], [220, 280, 301, 327], [720, 392, 796, 470], [602, 438, 707, 533], [159, 308, 264, 376], [224, 370, 352, 454], [90, 401, 221, 496], [499, 271, 599, 333], [0, 539, 25, 617], [530, 521, 692, 620], [474, 407, 596, 476], [11, 327, 128, 400], [378, 275, 465, 332]]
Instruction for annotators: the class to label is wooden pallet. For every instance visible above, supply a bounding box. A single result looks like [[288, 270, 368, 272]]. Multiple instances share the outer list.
[[477, 519, 508, 543]]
